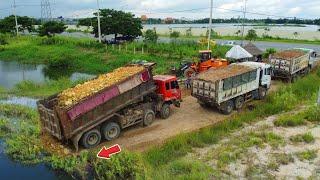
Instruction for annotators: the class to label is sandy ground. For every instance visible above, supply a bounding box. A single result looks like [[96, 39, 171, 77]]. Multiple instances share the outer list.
[[104, 95, 228, 152], [43, 80, 281, 154], [97, 81, 281, 152], [189, 106, 320, 179]]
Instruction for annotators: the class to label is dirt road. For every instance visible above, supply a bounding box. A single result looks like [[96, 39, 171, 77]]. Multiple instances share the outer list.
[[107, 96, 228, 152]]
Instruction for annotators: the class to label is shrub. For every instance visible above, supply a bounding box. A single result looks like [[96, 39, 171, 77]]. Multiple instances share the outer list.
[[290, 133, 315, 143], [144, 29, 158, 43], [263, 48, 277, 58], [274, 113, 306, 127], [296, 150, 317, 161], [273, 153, 294, 165], [0, 34, 8, 45], [170, 31, 180, 39], [93, 151, 147, 179], [305, 106, 320, 122]]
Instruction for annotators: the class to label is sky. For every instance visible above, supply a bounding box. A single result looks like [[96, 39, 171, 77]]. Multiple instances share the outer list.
[[0, 0, 319, 20]]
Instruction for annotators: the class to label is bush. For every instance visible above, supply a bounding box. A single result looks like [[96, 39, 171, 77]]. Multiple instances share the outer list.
[[144, 29, 158, 43], [290, 133, 315, 143], [93, 152, 147, 179], [0, 34, 8, 45], [170, 31, 180, 39], [263, 48, 277, 58], [274, 112, 307, 127], [296, 150, 317, 161], [48, 54, 73, 69]]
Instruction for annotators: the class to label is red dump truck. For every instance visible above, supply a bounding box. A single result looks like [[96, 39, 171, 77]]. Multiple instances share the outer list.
[[37, 63, 181, 150]]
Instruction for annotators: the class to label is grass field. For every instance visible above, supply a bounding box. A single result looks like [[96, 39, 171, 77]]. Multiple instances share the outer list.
[[0, 35, 231, 75], [0, 66, 319, 179]]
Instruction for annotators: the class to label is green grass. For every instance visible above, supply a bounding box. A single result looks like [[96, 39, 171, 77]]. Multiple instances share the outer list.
[[9, 78, 83, 98], [296, 150, 318, 161], [274, 105, 320, 127], [0, 64, 319, 178], [290, 133, 315, 143], [0, 35, 231, 75], [205, 131, 284, 168], [274, 112, 307, 127]]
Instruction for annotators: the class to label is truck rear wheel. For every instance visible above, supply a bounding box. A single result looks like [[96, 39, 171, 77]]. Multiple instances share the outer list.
[[143, 110, 155, 126], [234, 96, 244, 110], [160, 103, 171, 119], [220, 100, 234, 115], [81, 129, 101, 149], [102, 122, 121, 141]]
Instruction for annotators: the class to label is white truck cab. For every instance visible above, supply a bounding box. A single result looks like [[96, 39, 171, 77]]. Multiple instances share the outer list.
[[239, 62, 272, 89]]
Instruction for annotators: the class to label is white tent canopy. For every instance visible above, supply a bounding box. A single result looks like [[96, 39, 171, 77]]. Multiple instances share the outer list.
[[226, 45, 253, 60]]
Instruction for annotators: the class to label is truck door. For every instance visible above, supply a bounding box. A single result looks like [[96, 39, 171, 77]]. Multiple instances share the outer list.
[[260, 67, 272, 88], [170, 80, 180, 99]]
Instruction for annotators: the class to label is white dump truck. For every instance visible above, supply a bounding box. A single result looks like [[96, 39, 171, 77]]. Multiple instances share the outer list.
[[192, 62, 272, 114], [269, 49, 316, 82]]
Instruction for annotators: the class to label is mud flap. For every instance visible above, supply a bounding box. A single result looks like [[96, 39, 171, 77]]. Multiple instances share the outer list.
[[72, 133, 83, 152]]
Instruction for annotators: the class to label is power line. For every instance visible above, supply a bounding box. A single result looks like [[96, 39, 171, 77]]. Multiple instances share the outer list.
[[41, 0, 52, 23]]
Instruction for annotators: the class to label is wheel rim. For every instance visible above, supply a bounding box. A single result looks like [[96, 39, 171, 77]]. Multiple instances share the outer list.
[[146, 113, 154, 124], [227, 103, 233, 113], [87, 133, 98, 146], [236, 99, 244, 108], [163, 107, 170, 117], [107, 127, 118, 139]]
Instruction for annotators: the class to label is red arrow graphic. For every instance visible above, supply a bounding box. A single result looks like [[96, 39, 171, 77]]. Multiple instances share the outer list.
[[97, 144, 121, 159]]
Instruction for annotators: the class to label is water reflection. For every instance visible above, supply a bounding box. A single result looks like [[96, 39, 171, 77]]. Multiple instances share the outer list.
[[0, 60, 94, 89]]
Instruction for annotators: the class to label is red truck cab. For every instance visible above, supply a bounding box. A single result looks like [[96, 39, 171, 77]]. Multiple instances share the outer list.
[[154, 75, 182, 107]]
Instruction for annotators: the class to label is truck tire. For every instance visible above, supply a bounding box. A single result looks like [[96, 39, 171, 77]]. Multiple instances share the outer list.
[[160, 103, 171, 119], [102, 122, 121, 141], [143, 110, 155, 126], [234, 96, 244, 110], [258, 87, 267, 100], [81, 129, 101, 149], [220, 100, 234, 115]]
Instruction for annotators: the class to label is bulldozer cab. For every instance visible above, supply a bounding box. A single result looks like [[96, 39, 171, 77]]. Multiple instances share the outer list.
[[199, 50, 212, 62]]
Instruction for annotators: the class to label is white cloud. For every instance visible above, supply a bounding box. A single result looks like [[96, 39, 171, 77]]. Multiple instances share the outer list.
[[288, 7, 302, 15]]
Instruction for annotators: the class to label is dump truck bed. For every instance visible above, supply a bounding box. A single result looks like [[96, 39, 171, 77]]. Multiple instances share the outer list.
[[192, 64, 258, 105], [270, 49, 309, 77], [38, 64, 156, 140]]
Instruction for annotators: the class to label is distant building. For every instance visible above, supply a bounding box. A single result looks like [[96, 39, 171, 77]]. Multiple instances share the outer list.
[[165, 17, 174, 24], [243, 42, 263, 62], [141, 15, 148, 22]]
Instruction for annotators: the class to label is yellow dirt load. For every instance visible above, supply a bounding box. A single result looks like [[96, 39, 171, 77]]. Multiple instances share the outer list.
[[57, 66, 144, 108]]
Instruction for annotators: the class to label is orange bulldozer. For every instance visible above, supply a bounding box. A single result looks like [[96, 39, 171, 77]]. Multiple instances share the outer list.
[[183, 50, 229, 78]]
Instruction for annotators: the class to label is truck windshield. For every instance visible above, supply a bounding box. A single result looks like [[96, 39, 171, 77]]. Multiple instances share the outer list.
[[171, 81, 179, 89]]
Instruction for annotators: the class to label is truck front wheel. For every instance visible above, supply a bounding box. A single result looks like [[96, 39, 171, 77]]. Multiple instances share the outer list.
[[220, 100, 234, 115], [143, 110, 155, 126], [81, 129, 101, 149], [102, 122, 121, 141], [160, 103, 171, 119]]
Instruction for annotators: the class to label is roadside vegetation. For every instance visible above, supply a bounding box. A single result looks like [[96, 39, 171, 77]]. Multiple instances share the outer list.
[[1, 67, 320, 179], [0, 35, 231, 75]]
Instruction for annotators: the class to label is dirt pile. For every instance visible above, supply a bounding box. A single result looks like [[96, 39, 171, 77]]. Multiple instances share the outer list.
[[273, 50, 306, 60], [196, 64, 254, 82], [57, 66, 144, 107]]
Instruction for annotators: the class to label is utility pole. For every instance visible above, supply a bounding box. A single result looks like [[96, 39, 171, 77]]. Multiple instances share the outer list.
[[41, 0, 52, 23], [241, 0, 247, 46], [96, 0, 102, 43], [207, 0, 213, 50], [13, 0, 19, 36]]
